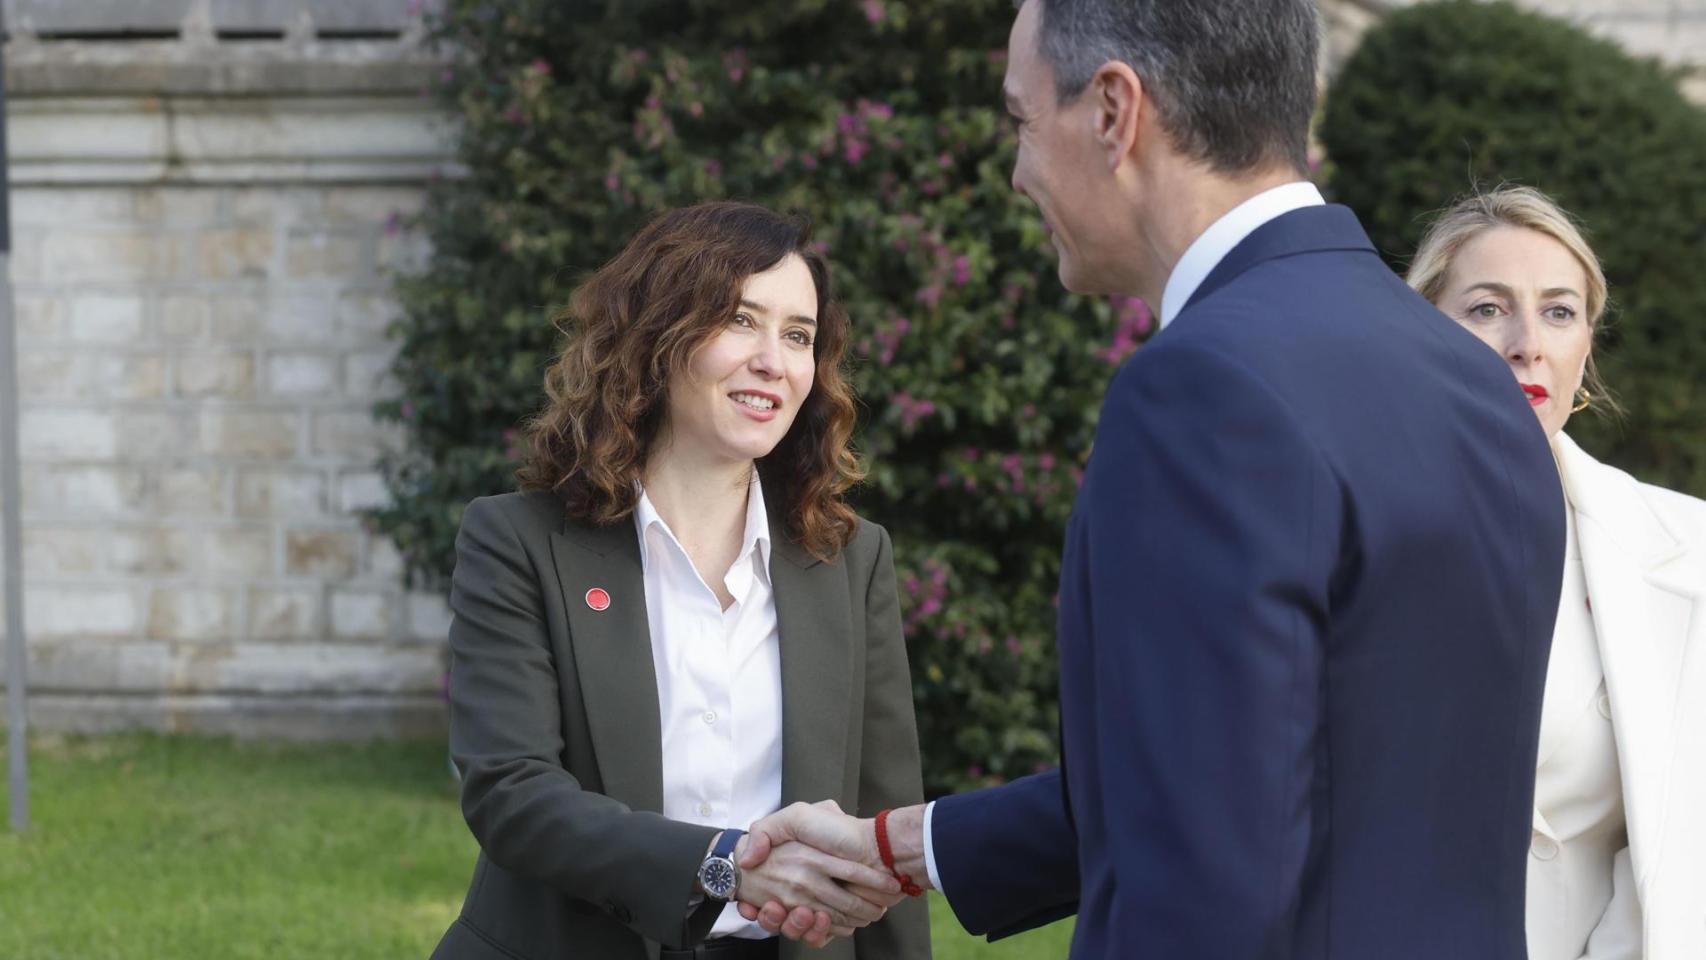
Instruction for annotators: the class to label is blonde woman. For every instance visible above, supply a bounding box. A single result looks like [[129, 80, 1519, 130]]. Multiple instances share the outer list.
[[1408, 186, 1705, 960]]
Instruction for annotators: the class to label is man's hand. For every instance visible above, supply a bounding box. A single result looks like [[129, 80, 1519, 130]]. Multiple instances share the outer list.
[[729, 815, 899, 948], [735, 800, 929, 947]]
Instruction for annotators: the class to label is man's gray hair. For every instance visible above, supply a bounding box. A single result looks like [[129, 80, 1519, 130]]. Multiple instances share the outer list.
[[1033, 0, 1319, 174]]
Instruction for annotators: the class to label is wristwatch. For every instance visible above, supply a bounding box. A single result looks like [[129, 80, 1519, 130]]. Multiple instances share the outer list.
[[697, 829, 744, 901]]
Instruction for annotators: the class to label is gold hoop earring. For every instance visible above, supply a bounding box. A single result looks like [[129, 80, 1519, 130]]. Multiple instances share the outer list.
[[1571, 388, 1592, 413]]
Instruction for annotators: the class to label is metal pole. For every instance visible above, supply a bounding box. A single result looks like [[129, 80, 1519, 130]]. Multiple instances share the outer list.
[[1, 7, 32, 833]]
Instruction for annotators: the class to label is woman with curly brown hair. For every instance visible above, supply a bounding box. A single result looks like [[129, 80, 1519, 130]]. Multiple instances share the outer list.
[[431, 201, 931, 960]]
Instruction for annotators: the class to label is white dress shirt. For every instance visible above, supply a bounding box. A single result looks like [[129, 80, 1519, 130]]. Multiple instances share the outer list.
[[636, 473, 783, 940], [1528, 501, 1634, 960], [1158, 181, 1326, 329], [923, 180, 1327, 894]]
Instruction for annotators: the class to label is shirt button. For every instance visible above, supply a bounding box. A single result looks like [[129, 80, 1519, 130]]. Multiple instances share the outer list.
[[1531, 834, 1559, 861], [698, 802, 713, 817], [1597, 694, 1613, 720], [703, 710, 717, 725]]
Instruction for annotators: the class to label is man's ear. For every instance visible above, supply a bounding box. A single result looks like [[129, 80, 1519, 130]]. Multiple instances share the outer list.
[[1091, 62, 1144, 171]]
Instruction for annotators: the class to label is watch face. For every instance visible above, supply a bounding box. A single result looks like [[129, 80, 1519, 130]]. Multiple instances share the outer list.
[[701, 858, 737, 900]]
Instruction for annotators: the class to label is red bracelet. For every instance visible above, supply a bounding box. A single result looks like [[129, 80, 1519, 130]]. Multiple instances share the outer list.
[[874, 809, 925, 898]]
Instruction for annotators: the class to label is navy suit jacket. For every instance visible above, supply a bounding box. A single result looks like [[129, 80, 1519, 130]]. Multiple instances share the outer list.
[[932, 205, 1565, 958]]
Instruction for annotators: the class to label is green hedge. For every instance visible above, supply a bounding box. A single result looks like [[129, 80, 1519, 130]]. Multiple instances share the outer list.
[[374, 0, 1140, 794], [1321, 0, 1706, 496]]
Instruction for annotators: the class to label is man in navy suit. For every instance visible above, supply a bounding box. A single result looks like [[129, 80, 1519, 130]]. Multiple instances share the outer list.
[[742, 0, 1566, 956]]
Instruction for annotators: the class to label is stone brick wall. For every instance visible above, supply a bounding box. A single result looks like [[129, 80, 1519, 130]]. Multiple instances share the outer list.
[[2, 6, 459, 737]]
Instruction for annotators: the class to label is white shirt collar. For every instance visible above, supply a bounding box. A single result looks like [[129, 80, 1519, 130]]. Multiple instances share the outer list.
[[634, 470, 772, 574], [1158, 181, 1326, 330]]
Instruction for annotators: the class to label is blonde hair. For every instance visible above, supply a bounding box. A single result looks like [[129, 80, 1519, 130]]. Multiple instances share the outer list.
[[1406, 185, 1619, 415]]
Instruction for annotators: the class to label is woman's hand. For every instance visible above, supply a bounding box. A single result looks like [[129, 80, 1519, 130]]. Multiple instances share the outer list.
[[732, 827, 900, 943]]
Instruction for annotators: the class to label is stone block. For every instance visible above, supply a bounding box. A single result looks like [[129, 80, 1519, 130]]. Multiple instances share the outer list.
[[20, 409, 118, 460], [336, 292, 401, 339], [15, 297, 66, 339], [23, 527, 103, 577], [263, 293, 337, 342], [230, 186, 323, 226], [247, 587, 322, 641], [310, 410, 401, 458], [324, 187, 426, 225], [9, 188, 134, 225], [236, 469, 326, 518], [43, 232, 181, 283], [22, 353, 166, 401], [188, 642, 441, 696], [285, 529, 359, 578], [337, 471, 390, 513], [160, 295, 212, 341], [106, 528, 168, 575], [19, 352, 78, 399], [133, 187, 224, 225], [69, 295, 146, 343], [343, 348, 399, 399], [157, 467, 232, 517], [200, 410, 301, 460], [20, 464, 147, 515], [175, 351, 257, 399], [160, 528, 276, 579], [197, 228, 277, 280], [406, 591, 452, 643], [284, 230, 371, 279], [25, 586, 138, 639], [266, 352, 340, 397], [210, 295, 268, 341], [26, 640, 172, 693], [116, 410, 193, 460], [330, 590, 392, 640], [147, 587, 236, 643], [366, 535, 405, 580]]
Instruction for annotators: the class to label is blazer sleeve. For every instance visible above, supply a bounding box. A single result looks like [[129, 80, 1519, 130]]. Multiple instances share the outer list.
[[850, 523, 934, 959], [932, 769, 1080, 939], [1076, 339, 1339, 955], [447, 497, 722, 949]]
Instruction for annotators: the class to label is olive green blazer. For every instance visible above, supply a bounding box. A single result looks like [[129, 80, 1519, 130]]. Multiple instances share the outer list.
[[431, 491, 931, 960]]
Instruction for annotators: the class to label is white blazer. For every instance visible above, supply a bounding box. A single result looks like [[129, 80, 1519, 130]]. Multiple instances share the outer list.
[[1550, 432, 1706, 959]]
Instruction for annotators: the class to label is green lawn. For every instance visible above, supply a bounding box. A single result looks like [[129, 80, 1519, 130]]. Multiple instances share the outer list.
[[0, 734, 1071, 959]]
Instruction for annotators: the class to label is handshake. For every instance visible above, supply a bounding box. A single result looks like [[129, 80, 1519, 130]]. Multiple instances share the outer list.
[[725, 800, 931, 948]]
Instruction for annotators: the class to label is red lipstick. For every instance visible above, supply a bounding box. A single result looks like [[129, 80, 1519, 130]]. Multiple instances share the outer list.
[[1520, 383, 1548, 407]]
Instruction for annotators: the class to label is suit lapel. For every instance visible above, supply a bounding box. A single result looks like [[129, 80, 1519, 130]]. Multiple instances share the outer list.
[[549, 519, 666, 813], [1556, 434, 1699, 886], [770, 532, 854, 806]]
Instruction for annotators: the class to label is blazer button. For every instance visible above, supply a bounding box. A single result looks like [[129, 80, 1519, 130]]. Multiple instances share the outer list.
[[1531, 834, 1559, 861]]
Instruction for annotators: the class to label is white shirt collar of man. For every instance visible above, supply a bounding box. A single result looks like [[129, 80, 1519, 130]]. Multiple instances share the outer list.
[[1158, 181, 1326, 330]]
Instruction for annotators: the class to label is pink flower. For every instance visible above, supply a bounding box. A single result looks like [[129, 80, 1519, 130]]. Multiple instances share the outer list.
[[844, 139, 869, 165], [604, 172, 620, 190], [952, 254, 971, 286], [1006, 636, 1022, 655], [529, 58, 551, 76], [863, 0, 886, 24], [916, 284, 943, 308]]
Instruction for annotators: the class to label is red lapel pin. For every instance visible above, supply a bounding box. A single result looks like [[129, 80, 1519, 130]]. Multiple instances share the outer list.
[[585, 587, 611, 612]]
